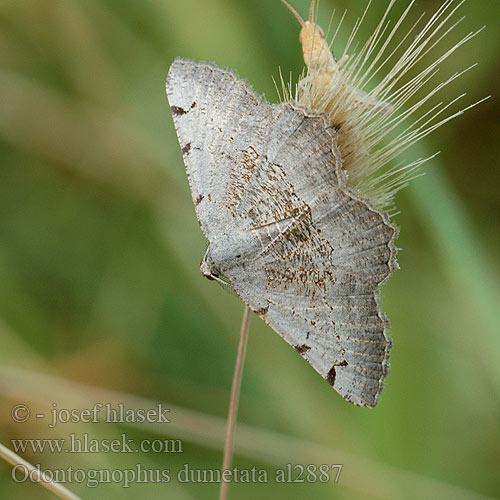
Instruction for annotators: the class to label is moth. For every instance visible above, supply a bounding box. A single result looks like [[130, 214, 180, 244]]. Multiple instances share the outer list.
[[166, 58, 396, 408], [166, 0, 481, 407]]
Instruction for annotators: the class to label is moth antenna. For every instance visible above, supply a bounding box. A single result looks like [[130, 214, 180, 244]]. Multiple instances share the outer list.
[[280, 0, 305, 26], [309, 0, 316, 23]]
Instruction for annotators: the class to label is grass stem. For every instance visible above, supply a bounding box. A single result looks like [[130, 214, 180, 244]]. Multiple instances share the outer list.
[[0, 442, 82, 500], [219, 305, 251, 500]]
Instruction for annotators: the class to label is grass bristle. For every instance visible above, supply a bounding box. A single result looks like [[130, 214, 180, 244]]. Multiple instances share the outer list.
[[290, 0, 487, 212]]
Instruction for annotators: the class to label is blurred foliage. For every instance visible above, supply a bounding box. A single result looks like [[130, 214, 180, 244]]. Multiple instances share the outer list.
[[0, 0, 499, 499]]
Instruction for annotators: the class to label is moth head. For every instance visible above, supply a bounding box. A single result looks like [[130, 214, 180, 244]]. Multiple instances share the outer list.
[[280, 0, 336, 71]]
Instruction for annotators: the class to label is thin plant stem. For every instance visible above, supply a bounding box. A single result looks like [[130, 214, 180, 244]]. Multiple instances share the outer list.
[[219, 305, 251, 500], [0, 442, 82, 500]]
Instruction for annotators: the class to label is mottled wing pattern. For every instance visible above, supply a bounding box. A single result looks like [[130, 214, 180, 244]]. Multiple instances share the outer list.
[[222, 100, 398, 407], [166, 58, 398, 407], [166, 58, 273, 240]]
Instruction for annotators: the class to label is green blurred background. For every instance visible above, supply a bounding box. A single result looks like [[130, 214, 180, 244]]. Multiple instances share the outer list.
[[0, 0, 499, 498]]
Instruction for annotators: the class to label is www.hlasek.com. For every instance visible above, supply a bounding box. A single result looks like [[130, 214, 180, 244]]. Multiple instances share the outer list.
[[12, 463, 343, 488], [11, 433, 183, 454]]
